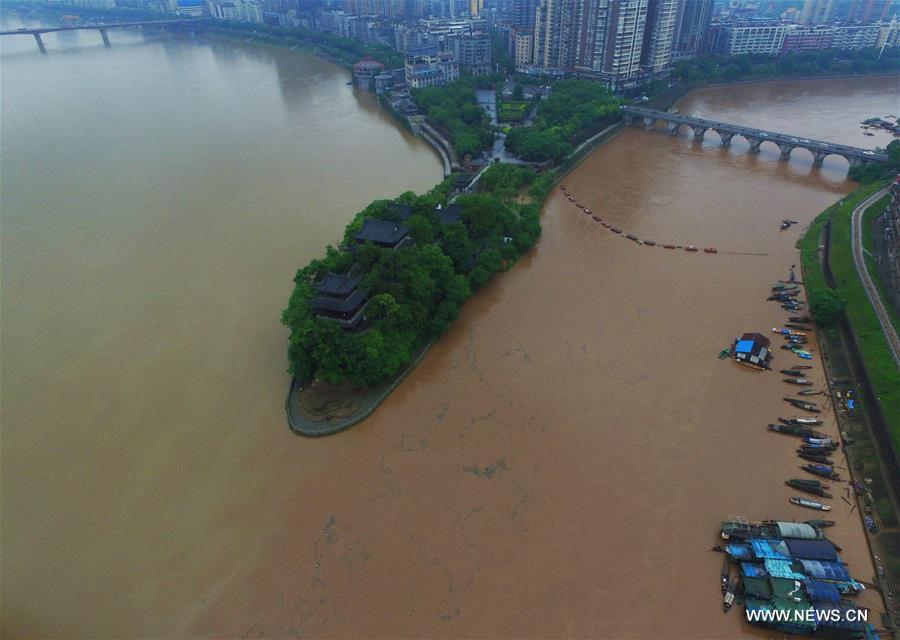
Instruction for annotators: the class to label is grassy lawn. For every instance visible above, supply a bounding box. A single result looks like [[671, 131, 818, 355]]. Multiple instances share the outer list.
[[498, 100, 530, 123], [801, 181, 900, 455]]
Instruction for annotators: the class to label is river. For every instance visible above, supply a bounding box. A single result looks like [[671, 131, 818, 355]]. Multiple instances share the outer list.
[[2, 20, 898, 638]]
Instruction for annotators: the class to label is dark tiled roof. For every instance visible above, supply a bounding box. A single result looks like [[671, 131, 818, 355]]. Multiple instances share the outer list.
[[354, 219, 410, 246], [388, 203, 414, 220], [315, 272, 362, 297], [435, 203, 462, 225], [311, 287, 370, 313]]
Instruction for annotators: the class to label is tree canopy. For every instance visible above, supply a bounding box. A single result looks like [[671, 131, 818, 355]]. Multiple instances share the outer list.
[[412, 79, 495, 158], [505, 80, 620, 162], [283, 172, 541, 386], [672, 47, 900, 87]]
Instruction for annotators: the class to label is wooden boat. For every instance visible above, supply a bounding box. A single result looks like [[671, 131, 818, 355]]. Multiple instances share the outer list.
[[789, 316, 812, 323], [592, 216, 602, 222], [801, 464, 841, 480], [773, 283, 799, 291], [644, 240, 656, 246], [721, 557, 729, 594], [787, 480, 833, 498], [781, 416, 824, 425], [723, 576, 738, 612], [799, 452, 833, 464], [601, 222, 611, 228], [584, 208, 592, 214], [799, 442, 837, 452], [611, 227, 622, 234], [793, 365, 813, 370], [568, 196, 576, 202], [685, 245, 698, 252], [769, 423, 825, 438], [704, 248, 718, 254], [805, 519, 835, 528], [663, 244, 676, 249], [781, 369, 805, 376], [626, 234, 639, 241], [790, 478, 830, 489], [798, 389, 824, 396], [790, 496, 831, 511], [784, 378, 813, 386], [784, 398, 820, 413]]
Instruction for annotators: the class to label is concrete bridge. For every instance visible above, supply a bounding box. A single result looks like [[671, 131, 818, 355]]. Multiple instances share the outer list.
[[621, 105, 887, 170], [0, 20, 199, 53]]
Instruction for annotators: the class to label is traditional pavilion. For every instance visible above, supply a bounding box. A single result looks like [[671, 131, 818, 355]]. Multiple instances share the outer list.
[[353, 219, 413, 250], [733, 332, 773, 369], [434, 203, 462, 225], [310, 272, 371, 331]]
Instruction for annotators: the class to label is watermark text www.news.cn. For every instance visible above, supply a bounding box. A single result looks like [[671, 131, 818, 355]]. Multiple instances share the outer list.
[[746, 608, 868, 624]]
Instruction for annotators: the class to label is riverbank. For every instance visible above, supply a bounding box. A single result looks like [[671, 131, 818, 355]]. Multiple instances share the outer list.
[[800, 184, 900, 626]]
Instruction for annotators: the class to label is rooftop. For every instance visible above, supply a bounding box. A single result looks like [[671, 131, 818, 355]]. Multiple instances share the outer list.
[[315, 272, 362, 297], [354, 219, 410, 246]]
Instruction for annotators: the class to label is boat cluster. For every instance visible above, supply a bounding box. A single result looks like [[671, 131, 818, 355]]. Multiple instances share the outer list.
[[861, 115, 900, 137], [716, 517, 875, 638], [558, 184, 718, 253]]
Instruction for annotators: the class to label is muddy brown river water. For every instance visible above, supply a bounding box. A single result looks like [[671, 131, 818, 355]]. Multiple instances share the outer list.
[[2, 23, 898, 637]]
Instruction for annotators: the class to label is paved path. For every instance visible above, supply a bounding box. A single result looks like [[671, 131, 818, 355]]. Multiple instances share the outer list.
[[850, 185, 900, 368]]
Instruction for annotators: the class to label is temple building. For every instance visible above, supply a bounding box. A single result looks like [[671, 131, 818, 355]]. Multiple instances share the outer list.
[[434, 203, 462, 225], [353, 219, 414, 249], [310, 272, 371, 331]]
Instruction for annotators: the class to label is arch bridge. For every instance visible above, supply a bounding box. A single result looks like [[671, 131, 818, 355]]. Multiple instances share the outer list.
[[0, 20, 200, 53], [621, 105, 887, 170]]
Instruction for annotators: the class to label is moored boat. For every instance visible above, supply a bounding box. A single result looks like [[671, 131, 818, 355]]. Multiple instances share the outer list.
[[783, 398, 821, 413], [721, 557, 729, 594], [798, 452, 833, 464], [723, 576, 738, 612], [781, 369, 804, 376], [786, 480, 832, 498], [805, 518, 835, 528], [781, 416, 823, 425], [797, 389, 824, 396], [783, 378, 813, 385], [768, 423, 825, 438], [790, 496, 831, 511], [801, 464, 841, 480]]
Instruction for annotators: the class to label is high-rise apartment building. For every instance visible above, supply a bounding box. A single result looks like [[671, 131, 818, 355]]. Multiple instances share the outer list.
[[798, 0, 835, 24], [532, 0, 577, 70], [641, 0, 678, 72], [846, 0, 894, 23], [512, 0, 539, 29], [672, 0, 712, 59]]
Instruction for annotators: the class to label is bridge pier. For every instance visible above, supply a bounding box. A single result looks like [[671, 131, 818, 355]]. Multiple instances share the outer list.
[[691, 125, 708, 142], [778, 143, 794, 161], [643, 117, 656, 130], [99, 28, 110, 47], [33, 32, 46, 54], [847, 157, 864, 170], [716, 131, 734, 147], [812, 150, 827, 168], [746, 137, 763, 154], [622, 114, 634, 126], [666, 121, 679, 136]]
